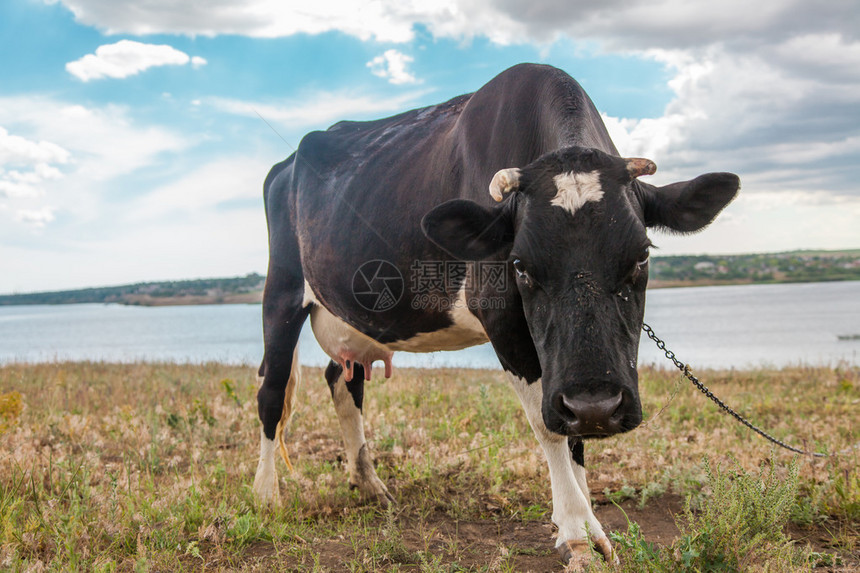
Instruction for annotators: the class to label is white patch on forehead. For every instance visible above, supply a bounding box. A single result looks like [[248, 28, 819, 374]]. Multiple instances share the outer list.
[[550, 170, 604, 215]]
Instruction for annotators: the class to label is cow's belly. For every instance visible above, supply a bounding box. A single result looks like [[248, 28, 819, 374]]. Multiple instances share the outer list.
[[388, 288, 489, 351], [307, 286, 489, 381]]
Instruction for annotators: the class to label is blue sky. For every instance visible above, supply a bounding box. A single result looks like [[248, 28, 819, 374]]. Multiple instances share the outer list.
[[1, 0, 858, 294]]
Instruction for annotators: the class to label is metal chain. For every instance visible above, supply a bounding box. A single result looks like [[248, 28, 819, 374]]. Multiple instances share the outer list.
[[642, 322, 827, 458]]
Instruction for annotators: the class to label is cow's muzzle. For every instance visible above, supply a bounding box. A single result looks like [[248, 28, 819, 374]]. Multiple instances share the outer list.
[[551, 389, 637, 438]]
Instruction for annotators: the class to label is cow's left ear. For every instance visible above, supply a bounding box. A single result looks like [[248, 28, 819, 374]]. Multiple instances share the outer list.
[[638, 172, 740, 233], [422, 199, 514, 260]]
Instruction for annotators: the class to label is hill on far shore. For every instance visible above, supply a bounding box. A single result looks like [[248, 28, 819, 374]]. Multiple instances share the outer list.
[[0, 273, 265, 307]]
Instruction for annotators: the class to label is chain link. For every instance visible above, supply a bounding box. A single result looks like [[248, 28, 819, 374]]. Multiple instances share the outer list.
[[642, 322, 827, 458]]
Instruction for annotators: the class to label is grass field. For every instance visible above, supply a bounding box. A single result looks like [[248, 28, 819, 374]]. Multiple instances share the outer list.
[[0, 361, 858, 571]]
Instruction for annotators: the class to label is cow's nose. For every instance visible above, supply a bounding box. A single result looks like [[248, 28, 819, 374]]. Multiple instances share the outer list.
[[554, 391, 624, 436]]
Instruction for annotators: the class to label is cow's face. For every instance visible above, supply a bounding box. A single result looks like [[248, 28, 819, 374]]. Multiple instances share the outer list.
[[423, 146, 739, 438]]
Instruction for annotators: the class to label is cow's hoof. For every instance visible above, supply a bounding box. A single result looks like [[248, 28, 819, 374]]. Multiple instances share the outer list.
[[351, 477, 395, 507], [558, 537, 616, 570], [350, 445, 394, 507], [253, 473, 280, 506], [376, 488, 396, 508], [558, 540, 592, 571], [253, 457, 280, 506], [593, 536, 617, 564]]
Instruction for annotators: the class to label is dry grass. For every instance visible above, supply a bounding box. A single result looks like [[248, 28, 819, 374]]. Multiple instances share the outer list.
[[0, 361, 857, 571]]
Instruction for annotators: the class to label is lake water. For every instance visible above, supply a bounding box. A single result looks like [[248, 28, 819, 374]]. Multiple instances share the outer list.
[[0, 281, 858, 370]]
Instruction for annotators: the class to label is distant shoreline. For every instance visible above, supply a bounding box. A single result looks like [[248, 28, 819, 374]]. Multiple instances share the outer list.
[[123, 277, 860, 306], [1, 277, 858, 307], [1, 249, 858, 307], [647, 276, 858, 290], [115, 292, 263, 306]]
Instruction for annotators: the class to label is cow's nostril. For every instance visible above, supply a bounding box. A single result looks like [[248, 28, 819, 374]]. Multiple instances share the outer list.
[[555, 392, 578, 421], [557, 391, 624, 435], [562, 391, 623, 419]]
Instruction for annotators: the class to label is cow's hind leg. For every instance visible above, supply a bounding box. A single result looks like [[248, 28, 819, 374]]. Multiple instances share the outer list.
[[254, 275, 309, 505], [508, 374, 612, 569], [254, 345, 300, 495], [325, 360, 394, 505]]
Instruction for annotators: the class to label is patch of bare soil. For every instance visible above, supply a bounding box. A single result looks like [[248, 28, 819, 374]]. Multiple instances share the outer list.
[[228, 497, 683, 571], [234, 493, 857, 572], [594, 494, 684, 548]]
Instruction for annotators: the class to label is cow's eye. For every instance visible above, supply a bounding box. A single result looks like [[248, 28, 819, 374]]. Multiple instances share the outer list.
[[629, 248, 650, 285], [512, 259, 533, 287], [637, 250, 650, 268]]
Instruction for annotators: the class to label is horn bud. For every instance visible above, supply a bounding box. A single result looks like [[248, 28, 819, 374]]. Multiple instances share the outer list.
[[489, 168, 521, 202], [626, 158, 657, 178]]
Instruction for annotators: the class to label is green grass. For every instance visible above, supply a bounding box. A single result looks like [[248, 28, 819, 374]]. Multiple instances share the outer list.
[[0, 362, 857, 571]]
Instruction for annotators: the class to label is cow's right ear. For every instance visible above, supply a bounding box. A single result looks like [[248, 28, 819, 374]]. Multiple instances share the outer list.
[[422, 199, 514, 260]]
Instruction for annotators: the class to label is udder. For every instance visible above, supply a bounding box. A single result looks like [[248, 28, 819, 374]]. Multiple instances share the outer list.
[[309, 305, 394, 382]]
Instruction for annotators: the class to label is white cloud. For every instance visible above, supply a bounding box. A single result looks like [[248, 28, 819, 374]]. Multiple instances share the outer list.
[[1, 204, 268, 293], [0, 127, 70, 200], [0, 126, 70, 166], [66, 40, 205, 81], [47, 0, 858, 49], [0, 180, 42, 199], [0, 96, 190, 234], [0, 98, 188, 182], [769, 33, 860, 81], [52, 0, 429, 42], [367, 50, 419, 85], [0, 98, 265, 290], [132, 156, 269, 219], [599, 41, 860, 200], [16, 207, 55, 227], [650, 193, 860, 255], [208, 89, 429, 132]]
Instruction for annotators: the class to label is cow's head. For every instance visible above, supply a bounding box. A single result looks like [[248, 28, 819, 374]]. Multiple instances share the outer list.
[[422, 147, 739, 438]]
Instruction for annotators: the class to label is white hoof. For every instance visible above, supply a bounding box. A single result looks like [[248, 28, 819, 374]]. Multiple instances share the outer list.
[[254, 432, 280, 505], [558, 536, 616, 571]]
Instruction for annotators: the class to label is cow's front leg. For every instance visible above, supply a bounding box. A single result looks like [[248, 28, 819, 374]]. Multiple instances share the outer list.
[[325, 361, 394, 505], [566, 438, 615, 564], [508, 375, 613, 568]]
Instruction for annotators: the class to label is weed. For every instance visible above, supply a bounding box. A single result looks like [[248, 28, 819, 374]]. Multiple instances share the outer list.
[[221, 378, 242, 407], [520, 503, 548, 520], [593, 455, 837, 572], [604, 484, 637, 505], [418, 551, 446, 572], [370, 509, 418, 565], [676, 456, 804, 571], [0, 390, 23, 433], [608, 516, 667, 572], [638, 480, 667, 508]]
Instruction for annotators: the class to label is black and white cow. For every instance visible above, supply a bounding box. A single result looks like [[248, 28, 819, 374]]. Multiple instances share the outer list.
[[254, 63, 738, 567]]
